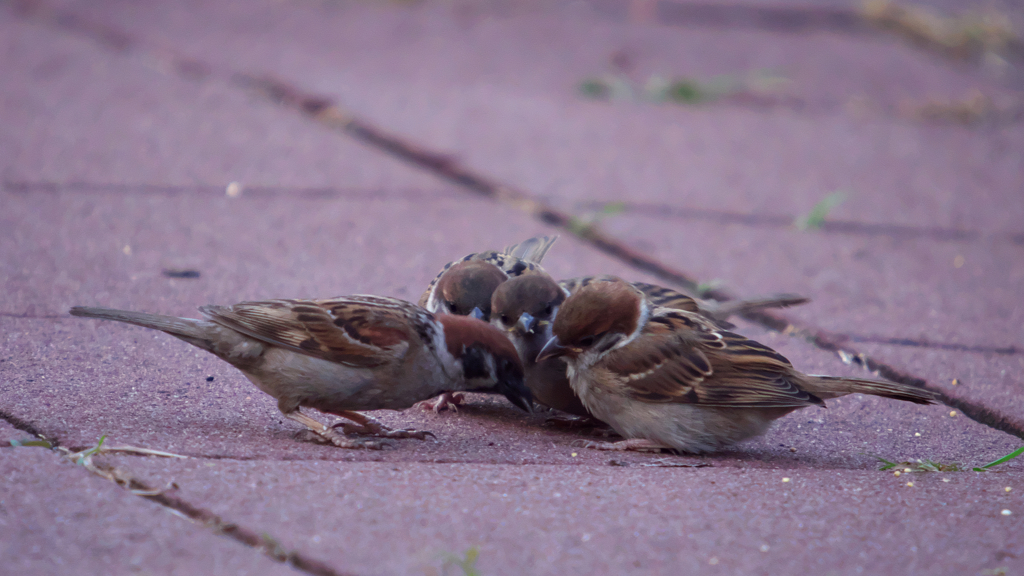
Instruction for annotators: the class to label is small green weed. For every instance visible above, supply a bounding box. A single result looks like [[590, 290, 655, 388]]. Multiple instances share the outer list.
[[76, 434, 107, 465], [873, 456, 963, 472], [441, 546, 481, 576], [870, 444, 1024, 473], [795, 191, 846, 230], [974, 445, 1024, 471], [9, 438, 53, 449], [580, 69, 787, 105], [695, 279, 724, 297]]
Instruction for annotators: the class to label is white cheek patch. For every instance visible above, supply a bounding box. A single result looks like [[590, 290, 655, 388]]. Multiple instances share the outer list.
[[614, 299, 650, 350]]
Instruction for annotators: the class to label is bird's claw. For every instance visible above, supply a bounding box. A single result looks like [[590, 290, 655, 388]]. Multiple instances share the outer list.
[[414, 392, 465, 413]]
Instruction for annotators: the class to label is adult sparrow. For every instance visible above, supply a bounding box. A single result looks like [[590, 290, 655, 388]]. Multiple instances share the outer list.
[[535, 278, 935, 453], [70, 295, 529, 449], [415, 235, 555, 411], [490, 273, 809, 417]]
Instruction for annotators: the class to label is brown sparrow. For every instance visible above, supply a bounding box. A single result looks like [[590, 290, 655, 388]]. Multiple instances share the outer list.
[[558, 275, 808, 327], [414, 235, 555, 411], [419, 235, 558, 321], [490, 273, 809, 417], [535, 278, 935, 453], [70, 295, 530, 449]]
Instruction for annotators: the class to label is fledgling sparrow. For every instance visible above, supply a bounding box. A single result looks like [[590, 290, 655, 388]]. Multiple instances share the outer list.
[[70, 295, 529, 449], [535, 278, 936, 453], [490, 273, 809, 417], [415, 235, 556, 411], [419, 235, 558, 320]]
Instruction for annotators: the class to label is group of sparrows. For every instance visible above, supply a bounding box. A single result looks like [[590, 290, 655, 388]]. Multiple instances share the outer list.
[[71, 236, 935, 453]]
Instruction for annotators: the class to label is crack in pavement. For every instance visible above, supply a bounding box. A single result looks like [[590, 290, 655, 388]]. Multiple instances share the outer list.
[[12, 2, 1024, 439]]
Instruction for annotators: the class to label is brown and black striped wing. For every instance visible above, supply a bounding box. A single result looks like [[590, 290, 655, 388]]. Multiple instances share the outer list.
[[612, 309, 821, 408], [200, 296, 423, 367]]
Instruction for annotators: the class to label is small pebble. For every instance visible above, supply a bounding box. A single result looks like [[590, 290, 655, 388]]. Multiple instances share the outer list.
[[1006, 487, 1013, 493], [782, 477, 791, 483], [789, 447, 797, 453], [906, 482, 914, 487], [914, 433, 921, 437], [226, 181, 243, 198], [942, 478, 950, 483], [951, 378, 959, 386], [1001, 510, 1012, 516], [571, 452, 578, 457], [894, 471, 901, 477], [709, 557, 719, 565], [949, 411, 957, 417], [760, 545, 770, 553]]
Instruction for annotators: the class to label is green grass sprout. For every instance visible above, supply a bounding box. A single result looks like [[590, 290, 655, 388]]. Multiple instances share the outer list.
[[869, 445, 1024, 473], [9, 438, 53, 448], [695, 279, 725, 297], [973, 445, 1024, 471], [77, 434, 107, 465], [795, 191, 847, 230], [441, 546, 482, 576]]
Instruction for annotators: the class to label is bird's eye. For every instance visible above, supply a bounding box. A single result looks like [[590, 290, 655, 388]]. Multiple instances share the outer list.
[[542, 305, 553, 316], [501, 315, 510, 324], [578, 335, 596, 347], [445, 300, 458, 312]]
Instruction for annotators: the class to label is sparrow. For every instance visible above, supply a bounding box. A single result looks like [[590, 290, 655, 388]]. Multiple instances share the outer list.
[[490, 272, 809, 417], [419, 235, 558, 320], [414, 235, 556, 411], [70, 295, 530, 449], [558, 275, 809, 327], [535, 278, 936, 453]]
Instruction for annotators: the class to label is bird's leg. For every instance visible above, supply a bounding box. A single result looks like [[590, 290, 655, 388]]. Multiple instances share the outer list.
[[413, 392, 465, 413], [327, 410, 435, 441], [582, 438, 672, 452], [284, 409, 387, 450]]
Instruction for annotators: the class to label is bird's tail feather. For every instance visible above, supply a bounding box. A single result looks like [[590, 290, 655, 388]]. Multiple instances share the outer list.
[[69, 306, 216, 352], [804, 375, 936, 405], [708, 294, 810, 319], [503, 235, 558, 264]]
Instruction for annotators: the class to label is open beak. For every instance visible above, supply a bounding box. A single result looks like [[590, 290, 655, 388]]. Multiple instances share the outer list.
[[516, 312, 537, 334], [536, 336, 569, 362], [469, 307, 486, 321]]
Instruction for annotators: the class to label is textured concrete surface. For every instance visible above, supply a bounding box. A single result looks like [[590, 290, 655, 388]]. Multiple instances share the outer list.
[[1, 0, 1022, 574]]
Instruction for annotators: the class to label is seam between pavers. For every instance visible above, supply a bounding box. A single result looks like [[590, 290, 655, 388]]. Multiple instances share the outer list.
[[3, 180, 463, 201], [585, 0, 1024, 69], [13, 1, 1024, 441], [7, 181, 1022, 246], [2, 423, 357, 576]]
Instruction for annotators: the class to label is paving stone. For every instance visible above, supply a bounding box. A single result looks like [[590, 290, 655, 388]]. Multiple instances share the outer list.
[[2, 1, 1022, 574], [0, 422, 292, 576], [104, 455, 1024, 576]]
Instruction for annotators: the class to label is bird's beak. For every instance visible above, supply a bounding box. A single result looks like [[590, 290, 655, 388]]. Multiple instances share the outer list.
[[469, 307, 486, 321], [497, 374, 534, 413], [536, 336, 569, 362], [516, 312, 537, 334]]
